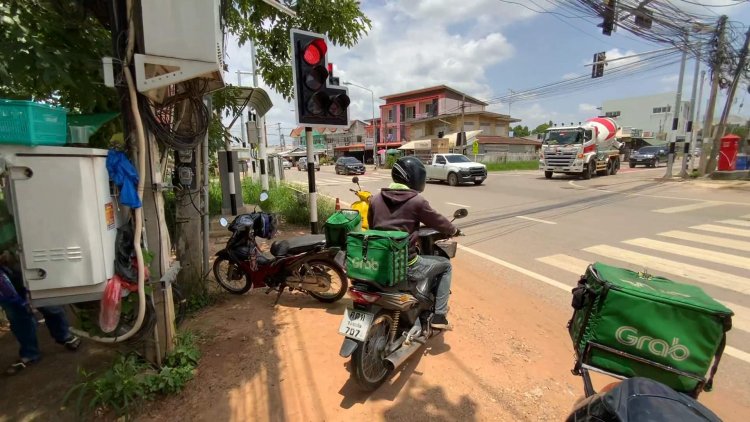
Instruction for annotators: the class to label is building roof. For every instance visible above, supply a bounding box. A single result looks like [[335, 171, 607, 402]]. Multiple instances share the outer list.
[[477, 136, 541, 146], [413, 110, 520, 125], [381, 85, 488, 106]]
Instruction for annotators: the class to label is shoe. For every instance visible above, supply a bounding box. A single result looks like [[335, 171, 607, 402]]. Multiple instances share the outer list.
[[62, 335, 81, 351], [5, 357, 39, 376], [431, 314, 450, 330]]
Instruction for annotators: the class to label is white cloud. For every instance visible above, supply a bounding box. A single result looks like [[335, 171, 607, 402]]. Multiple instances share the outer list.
[[562, 72, 580, 80], [579, 103, 599, 114]]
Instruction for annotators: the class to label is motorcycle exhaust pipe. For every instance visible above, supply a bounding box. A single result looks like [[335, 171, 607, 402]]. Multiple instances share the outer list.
[[384, 336, 426, 370]]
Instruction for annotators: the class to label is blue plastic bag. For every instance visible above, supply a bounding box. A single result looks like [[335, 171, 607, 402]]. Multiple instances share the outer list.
[[106, 150, 142, 209]]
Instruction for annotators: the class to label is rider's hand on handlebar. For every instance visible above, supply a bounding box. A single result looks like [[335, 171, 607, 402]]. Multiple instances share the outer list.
[[454, 228, 465, 237]]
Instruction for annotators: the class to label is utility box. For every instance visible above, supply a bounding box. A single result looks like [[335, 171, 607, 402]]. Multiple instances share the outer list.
[[0, 146, 117, 306]]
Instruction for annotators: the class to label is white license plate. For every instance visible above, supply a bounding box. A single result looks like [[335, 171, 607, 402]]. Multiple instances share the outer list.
[[474, 176, 482, 181], [338, 308, 374, 341]]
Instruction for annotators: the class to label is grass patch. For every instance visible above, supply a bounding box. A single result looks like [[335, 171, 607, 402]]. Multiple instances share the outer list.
[[484, 161, 539, 172], [64, 332, 201, 420]]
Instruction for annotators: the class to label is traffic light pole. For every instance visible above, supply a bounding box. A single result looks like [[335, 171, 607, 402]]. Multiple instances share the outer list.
[[305, 127, 318, 234], [664, 48, 687, 179]]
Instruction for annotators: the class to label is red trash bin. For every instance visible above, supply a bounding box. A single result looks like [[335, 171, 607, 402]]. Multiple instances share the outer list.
[[718, 134, 740, 171]]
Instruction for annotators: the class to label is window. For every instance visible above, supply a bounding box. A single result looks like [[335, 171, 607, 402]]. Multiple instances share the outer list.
[[406, 106, 416, 119], [605, 111, 620, 117], [388, 109, 394, 122], [435, 156, 446, 165], [425, 103, 433, 114], [652, 106, 671, 114], [464, 122, 475, 129]]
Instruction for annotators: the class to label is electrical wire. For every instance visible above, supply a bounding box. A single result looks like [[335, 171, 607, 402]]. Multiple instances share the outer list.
[[139, 79, 211, 150]]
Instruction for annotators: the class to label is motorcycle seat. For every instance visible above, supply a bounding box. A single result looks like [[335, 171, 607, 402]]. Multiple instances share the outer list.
[[270, 235, 326, 257]]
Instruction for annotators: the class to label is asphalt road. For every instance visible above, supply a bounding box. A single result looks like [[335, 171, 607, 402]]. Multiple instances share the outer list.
[[285, 163, 750, 366]]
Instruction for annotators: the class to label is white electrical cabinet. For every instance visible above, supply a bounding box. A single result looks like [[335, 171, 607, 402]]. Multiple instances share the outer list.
[[0, 146, 118, 306]]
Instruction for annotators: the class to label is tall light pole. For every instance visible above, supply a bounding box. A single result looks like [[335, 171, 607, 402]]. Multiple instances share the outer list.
[[344, 81, 377, 167]]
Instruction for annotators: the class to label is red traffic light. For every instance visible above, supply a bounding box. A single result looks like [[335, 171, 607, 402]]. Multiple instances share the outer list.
[[303, 39, 328, 65]]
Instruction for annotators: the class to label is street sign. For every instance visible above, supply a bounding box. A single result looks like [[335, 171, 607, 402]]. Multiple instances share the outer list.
[[364, 137, 374, 149], [472, 141, 479, 155]]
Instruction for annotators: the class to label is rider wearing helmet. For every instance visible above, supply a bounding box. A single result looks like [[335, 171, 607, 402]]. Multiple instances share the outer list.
[[367, 156, 460, 329]]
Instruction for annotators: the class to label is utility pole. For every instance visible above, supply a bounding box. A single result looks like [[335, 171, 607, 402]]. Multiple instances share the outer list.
[[460, 94, 466, 152], [689, 70, 706, 173], [700, 15, 728, 176], [665, 48, 688, 178], [508, 89, 515, 115], [706, 26, 750, 174], [251, 40, 269, 192], [305, 127, 318, 234], [237, 70, 247, 145], [681, 51, 701, 178]]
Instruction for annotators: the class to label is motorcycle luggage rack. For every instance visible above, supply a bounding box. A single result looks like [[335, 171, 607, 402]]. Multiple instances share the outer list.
[[573, 341, 706, 399]]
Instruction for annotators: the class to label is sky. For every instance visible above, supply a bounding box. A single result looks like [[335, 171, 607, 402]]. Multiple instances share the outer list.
[[223, 0, 750, 146]]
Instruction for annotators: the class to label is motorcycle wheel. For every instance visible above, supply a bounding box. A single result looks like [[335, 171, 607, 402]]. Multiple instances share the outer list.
[[213, 257, 252, 294], [307, 260, 349, 303], [351, 311, 395, 391]]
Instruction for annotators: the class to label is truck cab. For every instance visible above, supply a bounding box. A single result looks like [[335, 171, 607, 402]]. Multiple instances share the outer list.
[[425, 153, 487, 186]]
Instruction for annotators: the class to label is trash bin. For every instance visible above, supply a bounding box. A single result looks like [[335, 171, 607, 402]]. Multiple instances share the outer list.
[[718, 134, 740, 171], [736, 154, 748, 171]]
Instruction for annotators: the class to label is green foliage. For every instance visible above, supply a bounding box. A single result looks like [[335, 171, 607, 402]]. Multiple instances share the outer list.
[[385, 155, 398, 169], [484, 161, 539, 172], [65, 332, 200, 419], [532, 121, 553, 134], [512, 125, 531, 138]]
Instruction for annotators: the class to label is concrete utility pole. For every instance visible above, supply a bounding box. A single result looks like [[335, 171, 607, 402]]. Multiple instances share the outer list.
[[305, 127, 318, 234], [706, 26, 750, 174], [237, 71, 247, 144], [665, 48, 688, 179], [700, 15, 728, 176], [250, 40, 269, 192], [681, 51, 701, 178]]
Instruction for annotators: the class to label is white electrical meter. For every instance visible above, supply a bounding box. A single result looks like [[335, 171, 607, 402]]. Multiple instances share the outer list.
[[0, 146, 118, 306]]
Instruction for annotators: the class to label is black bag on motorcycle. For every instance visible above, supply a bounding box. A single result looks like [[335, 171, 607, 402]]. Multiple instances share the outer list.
[[324, 210, 361, 249], [566, 377, 721, 422]]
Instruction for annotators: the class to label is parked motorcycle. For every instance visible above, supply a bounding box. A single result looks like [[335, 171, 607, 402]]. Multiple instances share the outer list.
[[338, 208, 468, 390], [349, 177, 371, 229], [213, 204, 348, 304]]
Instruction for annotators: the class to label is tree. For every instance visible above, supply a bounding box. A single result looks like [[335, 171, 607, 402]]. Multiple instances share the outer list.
[[0, 0, 371, 300], [512, 125, 530, 137], [532, 121, 553, 134]]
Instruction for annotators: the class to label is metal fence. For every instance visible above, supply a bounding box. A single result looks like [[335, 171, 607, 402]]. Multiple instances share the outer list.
[[473, 152, 539, 163]]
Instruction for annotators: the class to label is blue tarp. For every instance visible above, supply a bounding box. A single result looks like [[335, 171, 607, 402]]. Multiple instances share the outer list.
[[106, 150, 141, 209]]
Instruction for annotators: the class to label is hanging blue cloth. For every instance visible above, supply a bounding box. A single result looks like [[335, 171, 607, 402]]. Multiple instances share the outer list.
[[106, 150, 142, 209]]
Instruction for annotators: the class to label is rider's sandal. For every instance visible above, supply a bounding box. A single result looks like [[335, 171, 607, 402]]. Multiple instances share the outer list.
[[5, 358, 39, 376], [61, 335, 81, 351]]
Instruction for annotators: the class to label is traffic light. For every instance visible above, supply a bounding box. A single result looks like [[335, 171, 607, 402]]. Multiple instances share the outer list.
[[591, 52, 606, 78], [291, 29, 350, 127], [600, 0, 617, 36]]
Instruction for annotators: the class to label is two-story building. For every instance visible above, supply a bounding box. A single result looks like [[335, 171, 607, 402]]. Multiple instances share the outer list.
[[379, 85, 519, 144]]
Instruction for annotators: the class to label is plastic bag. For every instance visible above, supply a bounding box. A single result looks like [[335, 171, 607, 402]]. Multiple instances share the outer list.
[[99, 275, 124, 333]]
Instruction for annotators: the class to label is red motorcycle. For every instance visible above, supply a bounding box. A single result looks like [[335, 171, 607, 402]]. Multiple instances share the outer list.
[[213, 211, 348, 303]]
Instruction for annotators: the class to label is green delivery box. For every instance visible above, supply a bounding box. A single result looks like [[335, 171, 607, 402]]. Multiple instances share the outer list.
[[346, 230, 409, 287], [569, 262, 733, 396]]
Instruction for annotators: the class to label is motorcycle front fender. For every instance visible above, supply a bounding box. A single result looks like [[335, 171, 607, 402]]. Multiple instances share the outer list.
[[340, 338, 359, 358], [215, 249, 231, 260]]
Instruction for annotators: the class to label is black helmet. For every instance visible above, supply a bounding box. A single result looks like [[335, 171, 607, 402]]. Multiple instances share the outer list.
[[392, 156, 426, 192]]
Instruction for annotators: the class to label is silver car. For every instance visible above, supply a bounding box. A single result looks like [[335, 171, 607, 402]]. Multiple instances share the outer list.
[[297, 157, 320, 171]]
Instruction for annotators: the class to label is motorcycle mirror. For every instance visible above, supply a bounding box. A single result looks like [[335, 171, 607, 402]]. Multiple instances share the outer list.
[[352, 176, 359, 184], [260, 192, 269, 202], [219, 217, 228, 227], [453, 209, 468, 219]]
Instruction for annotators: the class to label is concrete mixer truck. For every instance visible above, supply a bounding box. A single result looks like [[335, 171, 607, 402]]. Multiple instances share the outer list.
[[539, 117, 623, 180]]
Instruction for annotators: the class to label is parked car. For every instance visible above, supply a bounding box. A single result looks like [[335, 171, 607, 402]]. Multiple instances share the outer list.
[[282, 159, 292, 169], [629, 146, 668, 168], [425, 153, 487, 186], [297, 157, 320, 171], [335, 157, 366, 175]]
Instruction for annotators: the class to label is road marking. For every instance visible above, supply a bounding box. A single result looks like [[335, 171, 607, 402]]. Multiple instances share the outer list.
[[653, 201, 721, 214], [659, 230, 750, 253], [719, 301, 750, 333], [743, 214, 750, 219], [691, 224, 750, 238], [623, 238, 750, 271], [583, 244, 750, 294], [516, 216, 556, 225], [567, 181, 750, 206], [459, 244, 750, 364], [536, 254, 590, 275], [458, 245, 572, 292], [719, 219, 750, 228], [446, 202, 471, 208]]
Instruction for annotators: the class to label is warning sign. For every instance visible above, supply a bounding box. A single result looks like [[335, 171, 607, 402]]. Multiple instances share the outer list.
[[105, 202, 115, 230]]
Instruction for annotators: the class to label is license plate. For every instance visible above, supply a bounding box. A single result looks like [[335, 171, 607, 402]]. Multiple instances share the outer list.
[[338, 308, 374, 341], [474, 176, 482, 181]]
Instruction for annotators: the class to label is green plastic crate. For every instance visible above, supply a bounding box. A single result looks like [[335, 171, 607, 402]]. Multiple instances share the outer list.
[[0, 99, 67, 146]]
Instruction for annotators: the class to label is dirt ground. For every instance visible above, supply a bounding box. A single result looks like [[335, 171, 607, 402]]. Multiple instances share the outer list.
[[2, 223, 748, 421]]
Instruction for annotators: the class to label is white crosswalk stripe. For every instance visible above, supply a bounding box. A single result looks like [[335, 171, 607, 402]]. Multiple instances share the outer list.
[[718, 219, 750, 228], [622, 238, 750, 271], [536, 254, 590, 276], [690, 224, 750, 238], [653, 201, 722, 214], [719, 301, 750, 333], [658, 230, 750, 253]]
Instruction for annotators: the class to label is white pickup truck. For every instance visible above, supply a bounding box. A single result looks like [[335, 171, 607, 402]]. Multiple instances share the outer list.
[[425, 153, 487, 186]]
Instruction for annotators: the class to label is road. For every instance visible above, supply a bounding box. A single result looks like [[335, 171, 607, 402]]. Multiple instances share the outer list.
[[283, 162, 750, 408]]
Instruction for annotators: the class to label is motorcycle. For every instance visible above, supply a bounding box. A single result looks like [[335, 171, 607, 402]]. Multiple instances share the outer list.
[[349, 176, 371, 229], [213, 201, 348, 304], [338, 208, 468, 390]]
